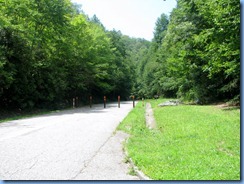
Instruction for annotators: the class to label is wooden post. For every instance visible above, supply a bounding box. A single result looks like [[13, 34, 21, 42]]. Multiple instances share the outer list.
[[90, 96, 92, 108], [73, 98, 75, 108], [76, 97, 78, 107], [142, 98, 144, 107], [118, 96, 120, 108], [104, 96, 106, 108], [132, 96, 135, 108]]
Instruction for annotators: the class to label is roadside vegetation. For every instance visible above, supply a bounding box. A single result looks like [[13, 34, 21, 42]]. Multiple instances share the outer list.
[[118, 99, 240, 180]]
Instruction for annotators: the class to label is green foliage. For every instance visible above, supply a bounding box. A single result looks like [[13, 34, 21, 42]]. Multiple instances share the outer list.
[[153, 13, 169, 49], [0, 0, 239, 110], [0, 0, 137, 110], [107, 30, 130, 98], [134, 0, 240, 104]]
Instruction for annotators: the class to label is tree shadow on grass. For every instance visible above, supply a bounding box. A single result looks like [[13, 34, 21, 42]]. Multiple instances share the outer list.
[[221, 106, 240, 111]]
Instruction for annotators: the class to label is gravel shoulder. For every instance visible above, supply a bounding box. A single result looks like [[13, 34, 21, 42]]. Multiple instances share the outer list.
[[74, 131, 139, 180]]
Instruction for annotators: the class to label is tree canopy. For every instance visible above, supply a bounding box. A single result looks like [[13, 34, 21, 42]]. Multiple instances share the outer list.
[[0, 0, 240, 111], [134, 0, 240, 104], [0, 0, 135, 110]]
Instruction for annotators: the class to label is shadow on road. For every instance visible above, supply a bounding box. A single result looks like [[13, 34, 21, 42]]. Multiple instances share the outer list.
[[0, 101, 135, 125]]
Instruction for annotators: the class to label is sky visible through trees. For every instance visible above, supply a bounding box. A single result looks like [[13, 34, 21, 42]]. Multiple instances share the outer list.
[[0, 0, 240, 111], [71, 0, 177, 41]]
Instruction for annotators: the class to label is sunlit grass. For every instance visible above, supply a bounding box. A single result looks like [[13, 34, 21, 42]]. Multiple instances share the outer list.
[[118, 99, 240, 180]]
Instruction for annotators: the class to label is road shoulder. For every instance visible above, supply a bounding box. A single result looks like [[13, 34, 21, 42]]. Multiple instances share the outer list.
[[74, 131, 140, 180]]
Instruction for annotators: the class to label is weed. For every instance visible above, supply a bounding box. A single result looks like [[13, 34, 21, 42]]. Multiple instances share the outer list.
[[128, 167, 137, 176], [123, 156, 130, 164]]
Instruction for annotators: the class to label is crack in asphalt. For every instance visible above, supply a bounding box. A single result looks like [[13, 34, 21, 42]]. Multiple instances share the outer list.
[[28, 159, 39, 170], [70, 134, 114, 180]]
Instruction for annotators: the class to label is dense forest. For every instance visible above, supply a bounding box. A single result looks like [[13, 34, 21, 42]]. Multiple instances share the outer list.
[[135, 0, 240, 104], [0, 0, 240, 111]]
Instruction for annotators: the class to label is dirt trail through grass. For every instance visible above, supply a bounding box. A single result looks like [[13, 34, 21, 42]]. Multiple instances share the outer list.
[[145, 103, 156, 129]]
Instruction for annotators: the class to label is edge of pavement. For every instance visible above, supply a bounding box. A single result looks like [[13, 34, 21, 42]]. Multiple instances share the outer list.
[[123, 138, 152, 180]]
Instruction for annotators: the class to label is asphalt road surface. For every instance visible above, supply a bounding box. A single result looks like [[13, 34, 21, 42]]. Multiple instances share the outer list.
[[0, 102, 139, 180]]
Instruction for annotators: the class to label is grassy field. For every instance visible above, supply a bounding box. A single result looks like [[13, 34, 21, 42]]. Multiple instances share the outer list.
[[118, 99, 240, 180]]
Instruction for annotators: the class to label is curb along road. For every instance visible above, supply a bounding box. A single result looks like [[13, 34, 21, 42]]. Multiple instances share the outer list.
[[124, 138, 151, 180]]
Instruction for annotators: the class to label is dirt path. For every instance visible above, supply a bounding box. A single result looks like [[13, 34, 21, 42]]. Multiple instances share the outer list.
[[145, 103, 156, 129]]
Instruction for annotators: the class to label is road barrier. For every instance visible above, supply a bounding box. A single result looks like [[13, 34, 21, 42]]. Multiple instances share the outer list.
[[118, 96, 120, 108], [74, 95, 136, 109], [90, 96, 92, 108], [104, 96, 106, 108], [132, 96, 135, 108]]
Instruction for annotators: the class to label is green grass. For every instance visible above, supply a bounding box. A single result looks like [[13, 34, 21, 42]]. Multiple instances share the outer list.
[[117, 99, 240, 180]]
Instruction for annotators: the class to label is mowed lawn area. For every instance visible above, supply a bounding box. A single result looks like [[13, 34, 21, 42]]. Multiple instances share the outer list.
[[118, 99, 240, 180]]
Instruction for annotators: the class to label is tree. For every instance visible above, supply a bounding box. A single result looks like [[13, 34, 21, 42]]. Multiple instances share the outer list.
[[134, 0, 240, 104], [153, 13, 169, 49], [194, 0, 240, 102], [107, 30, 134, 99]]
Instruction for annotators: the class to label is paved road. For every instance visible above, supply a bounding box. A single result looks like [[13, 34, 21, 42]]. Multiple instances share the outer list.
[[0, 102, 139, 180]]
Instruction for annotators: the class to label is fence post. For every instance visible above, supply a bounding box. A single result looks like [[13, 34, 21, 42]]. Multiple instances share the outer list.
[[104, 96, 106, 108], [132, 96, 135, 108], [90, 96, 92, 108], [118, 96, 120, 108], [76, 97, 78, 107], [73, 98, 75, 108]]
